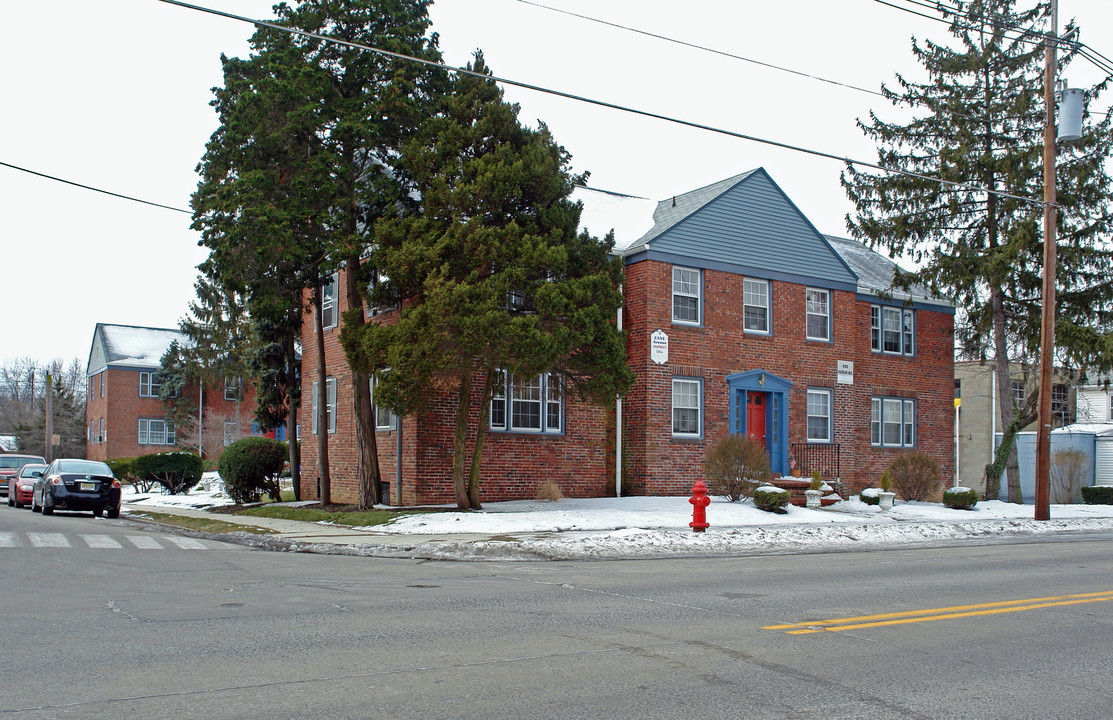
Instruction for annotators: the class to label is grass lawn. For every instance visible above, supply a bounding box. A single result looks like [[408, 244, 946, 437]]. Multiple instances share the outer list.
[[236, 504, 418, 527], [126, 510, 276, 535]]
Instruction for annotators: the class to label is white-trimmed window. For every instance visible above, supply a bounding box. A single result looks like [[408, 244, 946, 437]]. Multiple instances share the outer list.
[[99, 418, 104, 444], [490, 371, 562, 434], [1108, 393, 1113, 421], [321, 272, 339, 329], [223, 421, 238, 447], [672, 377, 702, 438], [88, 421, 95, 445], [743, 278, 770, 333], [805, 288, 830, 341], [139, 371, 161, 398], [100, 372, 105, 397], [871, 397, 915, 448], [370, 373, 396, 430], [224, 376, 240, 401], [1011, 380, 1025, 405], [871, 305, 915, 356], [1052, 384, 1070, 423], [806, 388, 832, 443], [138, 418, 175, 445], [672, 266, 701, 325], [310, 377, 337, 434]]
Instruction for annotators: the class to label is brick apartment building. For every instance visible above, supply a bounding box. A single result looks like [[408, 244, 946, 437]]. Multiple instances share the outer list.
[[85, 323, 265, 464], [300, 168, 955, 505]]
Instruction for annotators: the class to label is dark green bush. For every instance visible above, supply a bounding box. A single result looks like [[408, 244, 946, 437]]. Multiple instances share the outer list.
[[753, 485, 790, 513], [218, 437, 287, 504], [859, 488, 881, 506], [888, 451, 943, 501], [107, 457, 137, 482], [1081, 486, 1113, 505], [943, 486, 978, 510], [133, 452, 204, 495], [704, 434, 772, 502]]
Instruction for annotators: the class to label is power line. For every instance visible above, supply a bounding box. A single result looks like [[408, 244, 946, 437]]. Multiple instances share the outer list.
[[0, 160, 191, 214], [514, 0, 886, 100], [158, 0, 1055, 211]]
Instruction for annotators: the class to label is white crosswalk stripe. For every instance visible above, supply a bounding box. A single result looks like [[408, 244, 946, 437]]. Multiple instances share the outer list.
[[81, 534, 122, 549], [0, 533, 210, 550], [27, 532, 70, 548], [163, 536, 208, 550], [126, 535, 163, 549]]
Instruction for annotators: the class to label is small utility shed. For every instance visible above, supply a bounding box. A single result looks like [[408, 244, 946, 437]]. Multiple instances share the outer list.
[[1002, 423, 1113, 501]]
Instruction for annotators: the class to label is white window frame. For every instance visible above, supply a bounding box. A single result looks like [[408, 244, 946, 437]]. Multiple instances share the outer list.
[[99, 417, 104, 444], [138, 418, 175, 446], [1108, 393, 1113, 422], [311, 378, 338, 435], [100, 371, 105, 397], [805, 288, 830, 341], [1011, 380, 1025, 406], [871, 397, 915, 448], [743, 278, 770, 334], [139, 371, 160, 398], [370, 373, 397, 430], [871, 305, 915, 356], [671, 266, 701, 326], [223, 421, 238, 447], [224, 376, 240, 401], [321, 272, 339, 330], [1052, 384, 1070, 422], [806, 388, 832, 443], [489, 371, 563, 434], [671, 377, 703, 438]]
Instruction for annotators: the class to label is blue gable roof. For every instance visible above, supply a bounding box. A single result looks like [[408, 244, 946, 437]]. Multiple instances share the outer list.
[[623, 168, 859, 291]]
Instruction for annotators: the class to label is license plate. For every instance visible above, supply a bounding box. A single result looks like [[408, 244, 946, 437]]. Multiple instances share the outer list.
[[80, 482, 95, 491]]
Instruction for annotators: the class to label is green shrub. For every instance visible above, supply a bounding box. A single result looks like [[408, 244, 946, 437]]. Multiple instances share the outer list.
[[1081, 486, 1113, 505], [879, 469, 892, 493], [704, 434, 772, 502], [888, 451, 943, 501], [943, 486, 978, 510], [753, 485, 790, 513], [859, 488, 881, 506], [106, 457, 150, 489], [218, 437, 288, 504], [809, 469, 822, 491], [133, 452, 204, 495]]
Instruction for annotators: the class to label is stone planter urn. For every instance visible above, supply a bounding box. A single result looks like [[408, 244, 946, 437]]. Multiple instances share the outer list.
[[878, 491, 896, 511], [804, 488, 822, 509]]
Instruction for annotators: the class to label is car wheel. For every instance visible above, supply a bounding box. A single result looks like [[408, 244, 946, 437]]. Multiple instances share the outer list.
[[31, 492, 40, 513], [93, 508, 103, 518], [13, 496, 23, 509], [42, 495, 53, 516], [106, 506, 120, 519], [6, 494, 12, 507]]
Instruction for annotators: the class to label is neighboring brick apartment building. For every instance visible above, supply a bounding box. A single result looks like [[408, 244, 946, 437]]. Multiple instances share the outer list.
[[301, 168, 955, 505], [85, 323, 263, 464]]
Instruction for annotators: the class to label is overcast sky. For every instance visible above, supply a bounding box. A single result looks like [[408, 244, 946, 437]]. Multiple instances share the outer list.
[[3, 0, 1112, 370]]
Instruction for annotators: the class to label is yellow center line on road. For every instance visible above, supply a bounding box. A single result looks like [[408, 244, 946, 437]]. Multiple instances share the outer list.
[[763, 590, 1113, 634]]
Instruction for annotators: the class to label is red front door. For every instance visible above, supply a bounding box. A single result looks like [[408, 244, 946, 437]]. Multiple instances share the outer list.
[[747, 392, 767, 446]]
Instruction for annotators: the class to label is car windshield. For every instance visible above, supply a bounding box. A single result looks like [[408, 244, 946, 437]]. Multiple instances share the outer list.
[[56, 460, 113, 476], [19, 465, 45, 478]]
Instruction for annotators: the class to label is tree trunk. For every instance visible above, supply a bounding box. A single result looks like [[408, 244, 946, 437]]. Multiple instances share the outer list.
[[314, 287, 331, 506], [285, 330, 301, 501], [991, 287, 1023, 503], [452, 370, 473, 510], [345, 253, 382, 510], [466, 367, 495, 510]]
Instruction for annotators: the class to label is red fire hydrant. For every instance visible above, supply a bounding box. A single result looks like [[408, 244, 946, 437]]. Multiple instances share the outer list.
[[689, 480, 710, 532]]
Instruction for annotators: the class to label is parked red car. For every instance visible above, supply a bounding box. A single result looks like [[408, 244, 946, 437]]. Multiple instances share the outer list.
[[8, 463, 45, 508], [0, 454, 47, 497]]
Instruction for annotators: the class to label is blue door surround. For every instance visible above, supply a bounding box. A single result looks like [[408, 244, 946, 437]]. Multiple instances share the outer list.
[[726, 369, 792, 476]]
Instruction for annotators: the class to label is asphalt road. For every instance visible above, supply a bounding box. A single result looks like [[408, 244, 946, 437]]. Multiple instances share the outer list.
[[2, 505, 1112, 719]]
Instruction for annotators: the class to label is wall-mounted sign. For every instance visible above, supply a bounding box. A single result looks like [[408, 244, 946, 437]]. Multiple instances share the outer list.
[[837, 360, 854, 385], [651, 330, 669, 365]]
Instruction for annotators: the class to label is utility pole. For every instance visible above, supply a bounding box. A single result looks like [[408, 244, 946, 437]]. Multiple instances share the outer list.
[[44, 372, 54, 463], [1034, 0, 1059, 522]]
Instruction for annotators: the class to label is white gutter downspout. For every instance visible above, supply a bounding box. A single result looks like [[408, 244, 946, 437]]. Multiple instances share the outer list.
[[615, 291, 623, 497]]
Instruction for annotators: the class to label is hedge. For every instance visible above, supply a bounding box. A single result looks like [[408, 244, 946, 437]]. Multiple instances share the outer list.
[[1081, 486, 1113, 505], [943, 486, 978, 510], [753, 485, 790, 513], [218, 437, 287, 504], [133, 452, 204, 495]]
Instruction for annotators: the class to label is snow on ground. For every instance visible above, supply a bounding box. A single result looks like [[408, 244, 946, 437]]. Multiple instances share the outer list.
[[122, 474, 1113, 561]]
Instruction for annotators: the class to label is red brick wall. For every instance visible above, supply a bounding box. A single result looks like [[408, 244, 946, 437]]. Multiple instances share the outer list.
[[622, 259, 955, 495], [299, 270, 617, 505], [86, 367, 259, 465]]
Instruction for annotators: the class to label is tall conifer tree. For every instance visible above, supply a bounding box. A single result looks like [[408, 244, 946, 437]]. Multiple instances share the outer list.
[[842, 0, 1113, 500]]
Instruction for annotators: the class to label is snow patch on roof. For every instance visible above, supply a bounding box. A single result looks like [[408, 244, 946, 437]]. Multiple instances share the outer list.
[[100, 324, 185, 368]]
